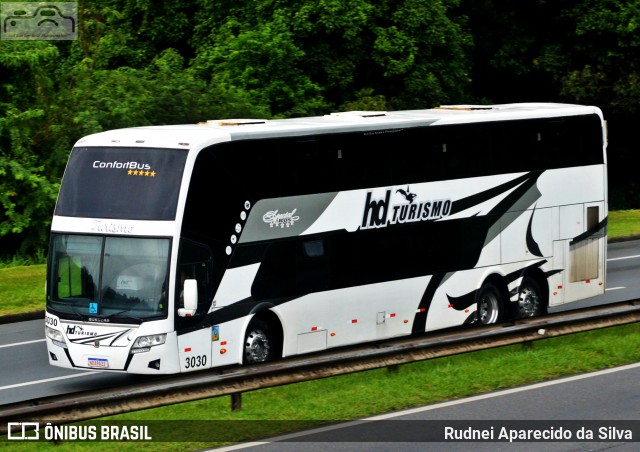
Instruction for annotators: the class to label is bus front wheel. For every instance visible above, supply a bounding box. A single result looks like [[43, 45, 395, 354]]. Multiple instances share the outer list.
[[477, 282, 503, 325], [243, 317, 276, 364]]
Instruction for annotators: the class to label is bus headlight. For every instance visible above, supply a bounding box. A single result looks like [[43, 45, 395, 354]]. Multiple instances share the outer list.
[[46, 326, 67, 348], [132, 334, 166, 350]]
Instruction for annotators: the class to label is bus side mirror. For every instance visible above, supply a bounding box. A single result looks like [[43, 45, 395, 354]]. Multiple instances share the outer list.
[[178, 279, 198, 317]]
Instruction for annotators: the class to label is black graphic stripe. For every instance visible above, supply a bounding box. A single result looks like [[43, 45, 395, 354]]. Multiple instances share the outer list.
[[70, 331, 124, 344], [177, 296, 297, 336], [451, 171, 542, 216], [411, 273, 446, 334], [189, 172, 549, 335], [489, 173, 541, 215], [545, 269, 563, 278], [526, 207, 543, 257], [570, 217, 608, 246], [228, 243, 270, 269], [109, 329, 132, 346], [446, 260, 548, 313]]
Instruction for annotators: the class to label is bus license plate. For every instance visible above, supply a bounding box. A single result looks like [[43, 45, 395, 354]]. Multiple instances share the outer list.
[[88, 357, 109, 368]]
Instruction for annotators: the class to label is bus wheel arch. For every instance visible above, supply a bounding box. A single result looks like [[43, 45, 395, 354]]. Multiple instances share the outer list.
[[514, 271, 548, 319], [243, 310, 283, 364], [476, 275, 508, 325]]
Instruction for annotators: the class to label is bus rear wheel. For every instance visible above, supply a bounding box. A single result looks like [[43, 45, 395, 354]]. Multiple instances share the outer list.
[[477, 282, 503, 325], [243, 317, 275, 364], [516, 277, 545, 318]]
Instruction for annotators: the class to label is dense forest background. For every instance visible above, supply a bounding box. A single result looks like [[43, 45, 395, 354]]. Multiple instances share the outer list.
[[1, 0, 640, 258]]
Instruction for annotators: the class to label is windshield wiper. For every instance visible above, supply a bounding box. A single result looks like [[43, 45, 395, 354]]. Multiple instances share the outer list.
[[102, 301, 146, 321], [106, 311, 144, 322], [48, 302, 85, 320]]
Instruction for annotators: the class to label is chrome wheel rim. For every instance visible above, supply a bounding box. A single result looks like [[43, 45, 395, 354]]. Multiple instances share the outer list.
[[518, 286, 540, 317], [478, 291, 499, 324], [244, 328, 270, 363]]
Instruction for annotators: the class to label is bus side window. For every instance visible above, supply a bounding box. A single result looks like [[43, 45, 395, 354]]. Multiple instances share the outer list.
[[491, 119, 540, 174], [545, 119, 572, 168], [252, 241, 297, 299], [252, 238, 330, 300], [333, 134, 391, 191], [575, 115, 604, 166], [390, 128, 443, 184], [279, 139, 336, 195], [441, 124, 492, 179], [297, 239, 329, 293]]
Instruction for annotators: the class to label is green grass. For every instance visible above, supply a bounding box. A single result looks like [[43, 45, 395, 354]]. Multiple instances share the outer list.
[[4, 323, 640, 450], [2, 210, 640, 449], [608, 209, 640, 238], [0, 264, 46, 316]]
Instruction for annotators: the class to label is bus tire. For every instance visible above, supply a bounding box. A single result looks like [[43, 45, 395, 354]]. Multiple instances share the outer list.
[[516, 277, 546, 318], [243, 316, 276, 364], [477, 282, 503, 325]]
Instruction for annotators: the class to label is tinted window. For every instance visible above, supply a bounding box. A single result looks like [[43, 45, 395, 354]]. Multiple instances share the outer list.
[[55, 147, 188, 220], [251, 215, 495, 300], [47, 234, 170, 321], [390, 128, 444, 185], [328, 132, 391, 190], [190, 113, 604, 213]]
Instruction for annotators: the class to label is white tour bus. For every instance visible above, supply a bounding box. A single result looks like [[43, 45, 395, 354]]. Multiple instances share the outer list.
[[45, 103, 608, 374]]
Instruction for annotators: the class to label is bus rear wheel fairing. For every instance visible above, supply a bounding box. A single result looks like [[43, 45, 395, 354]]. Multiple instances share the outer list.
[[477, 282, 504, 325]]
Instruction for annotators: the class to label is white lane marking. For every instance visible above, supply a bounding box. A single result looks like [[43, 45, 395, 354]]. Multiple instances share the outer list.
[[608, 254, 640, 261], [0, 338, 45, 349], [366, 361, 640, 419], [0, 372, 96, 391], [213, 362, 640, 450], [605, 287, 625, 291]]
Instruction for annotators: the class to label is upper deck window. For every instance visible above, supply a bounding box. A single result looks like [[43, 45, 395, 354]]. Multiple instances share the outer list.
[[55, 147, 188, 220]]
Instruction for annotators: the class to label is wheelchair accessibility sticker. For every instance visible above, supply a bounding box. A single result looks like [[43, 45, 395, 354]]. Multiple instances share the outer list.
[[1, 3, 77, 40]]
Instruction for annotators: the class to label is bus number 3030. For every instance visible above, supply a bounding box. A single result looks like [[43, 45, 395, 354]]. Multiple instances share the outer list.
[[185, 355, 207, 369]]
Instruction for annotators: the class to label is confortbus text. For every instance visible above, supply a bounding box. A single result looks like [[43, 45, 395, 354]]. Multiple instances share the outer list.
[[361, 188, 452, 229], [92, 160, 151, 170]]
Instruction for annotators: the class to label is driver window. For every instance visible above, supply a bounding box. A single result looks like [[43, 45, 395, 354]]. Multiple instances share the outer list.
[[176, 240, 213, 316]]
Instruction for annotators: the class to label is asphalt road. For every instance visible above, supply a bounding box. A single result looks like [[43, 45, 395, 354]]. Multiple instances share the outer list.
[[0, 320, 152, 405], [214, 363, 640, 451], [1, 238, 639, 409], [549, 238, 640, 312]]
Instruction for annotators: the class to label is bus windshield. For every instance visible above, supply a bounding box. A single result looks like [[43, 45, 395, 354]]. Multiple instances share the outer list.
[[54, 146, 188, 220], [47, 234, 170, 322]]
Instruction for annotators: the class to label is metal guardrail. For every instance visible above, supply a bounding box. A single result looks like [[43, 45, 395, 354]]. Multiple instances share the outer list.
[[2, 299, 640, 435]]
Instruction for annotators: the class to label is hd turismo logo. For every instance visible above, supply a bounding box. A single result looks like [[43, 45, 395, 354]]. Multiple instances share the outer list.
[[361, 187, 453, 229]]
